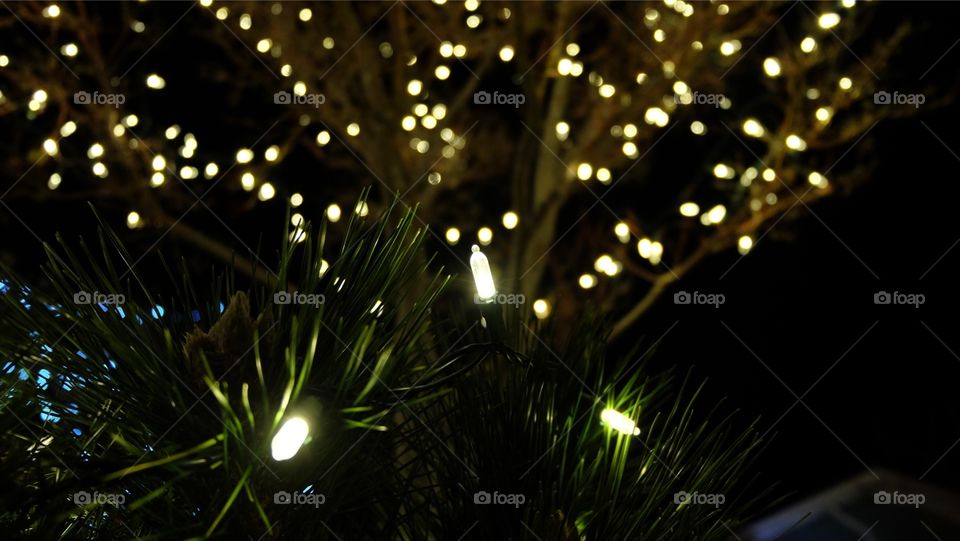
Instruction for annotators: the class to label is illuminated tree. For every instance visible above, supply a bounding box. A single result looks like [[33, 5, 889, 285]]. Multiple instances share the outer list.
[[0, 0, 926, 336]]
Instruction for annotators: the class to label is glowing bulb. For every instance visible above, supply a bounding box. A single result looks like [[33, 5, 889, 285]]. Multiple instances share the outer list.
[[151, 155, 166, 171], [299, 8, 312, 21], [556, 121, 570, 138], [326, 204, 342, 222], [578, 274, 597, 289], [707, 204, 727, 224], [48, 172, 62, 190], [290, 193, 304, 207], [435, 65, 450, 80], [499, 46, 514, 62], [576, 163, 593, 181], [59, 121, 76, 137], [355, 201, 369, 217], [815, 107, 833, 123], [477, 227, 493, 245], [123, 114, 138, 127], [601, 408, 640, 435], [597, 168, 612, 183], [719, 40, 741, 56], [638, 238, 652, 258], [165, 125, 180, 139], [347, 123, 360, 136], [407, 80, 423, 96], [599, 84, 615, 98], [623, 124, 638, 138], [763, 57, 781, 77], [126, 211, 141, 228], [236, 148, 253, 163], [204, 162, 219, 178], [818, 12, 841, 29], [785, 134, 807, 151], [150, 172, 164, 187], [737, 235, 753, 255], [43, 4, 60, 18], [533, 299, 550, 319], [762, 168, 776, 182], [316, 130, 331, 146], [808, 171, 828, 188], [258, 182, 276, 201], [470, 245, 496, 302], [61, 43, 78, 57], [713, 163, 735, 179], [679, 202, 700, 217], [800, 37, 817, 53], [502, 211, 518, 230], [838, 77, 852, 90], [241, 172, 255, 191], [742, 118, 765, 137], [42, 139, 58, 156], [146, 73, 166, 89], [690, 121, 706, 135], [614, 222, 630, 243], [271, 416, 309, 461], [445, 227, 460, 245], [264, 145, 280, 162]]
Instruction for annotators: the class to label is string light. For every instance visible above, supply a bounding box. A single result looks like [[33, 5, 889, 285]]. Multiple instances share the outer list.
[[576, 163, 593, 181], [838, 77, 853, 91], [146, 74, 166, 89], [713, 163, 735, 179], [126, 211, 141, 229], [326, 203, 342, 222], [445, 227, 460, 245], [533, 299, 550, 319], [241, 172, 255, 191], [502, 211, 518, 230], [477, 227, 493, 245], [578, 274, 597, 289], [271, 416, 309, 461], [204, 162, 219, 178], [60, 43, 78, 57], [818, 12, 841, 29], [785, 134, 807, 151], [601, 408, 640, 435], [48, 173, 61, 190], [498, 46, 514, 62], [737, 236, 753, 255], [800, 37, 817, 53], [763, 57, 781, 77], [742, 118, 765, 138], [679, 202, 700, 217], [614, 222, 630, 243], [258, 183, 276, 201], [470, 245, 497, 302], [597, 168, 612, 183], [42, 139, 58, 156]]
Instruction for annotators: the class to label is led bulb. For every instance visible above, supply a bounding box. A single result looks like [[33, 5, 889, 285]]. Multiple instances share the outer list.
[[601, 408, 640, 435], [470, 245, 496, 302], [271, 416, 309, 461]]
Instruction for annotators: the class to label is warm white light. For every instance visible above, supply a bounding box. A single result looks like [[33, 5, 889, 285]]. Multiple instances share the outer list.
[[499, 46, 514, 62], [241, 172, 255, 191], [42, 139, 58, 156], [719, 40, 740, 56], [123, 114, 138, 127], [742, 118, 765, 138], [818, 12, 841, 29], [92, 162, 108, 177], [622, 142, 639, 158], [61, 43, 78, 57], [597, 168, 612, 183], [785, 134, 807, 151], [800, 37, 817, 53], [763, 57, 781, 77], [808, 171, 829, 188], [59, 121, 77, 137], [502, 212, 518, 230], [599, 84, 615, 98], [838, 77, 852, 91], [146, 73, 166, 89], [126, 211, 141, 228], [407, 80, 423, 96], [690, 121, 706, 135], [601, 408, 640, 435], [236, 148, 253, 163], [290, 193, 304, 207], [679, 202, 700, 217], [271, 416, 309, 461], [713, 163, 735, 179], [707, 204, 727, 224], [614, 222, 630, 243], [299, 8, 312, 21], [576, 163, 592, 181], [355, 202, 369, 217], [762, 168, 776, 182], [204, 162, 219, 178], [150, 172, 164, 187], [578, 274, 597, 289], [326, 204, 342, 222], [48, 173, 62, 190], [316, 131, 331, 146], [533, 299, 550, 319], [815, 107, 833, 123], [151, 155, 165, 171], [435, 65, 450, 80], [258, 183, 276, 201], [470, 245, 497, 302], [445, 227, 460, 245], [737, 235, 753, 255], [477, 227, 493, 245], [347, 123, 360, 136]]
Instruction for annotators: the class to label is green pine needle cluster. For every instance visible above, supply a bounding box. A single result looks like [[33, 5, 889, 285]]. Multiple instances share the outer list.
[[0, 199, 770, 540]]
